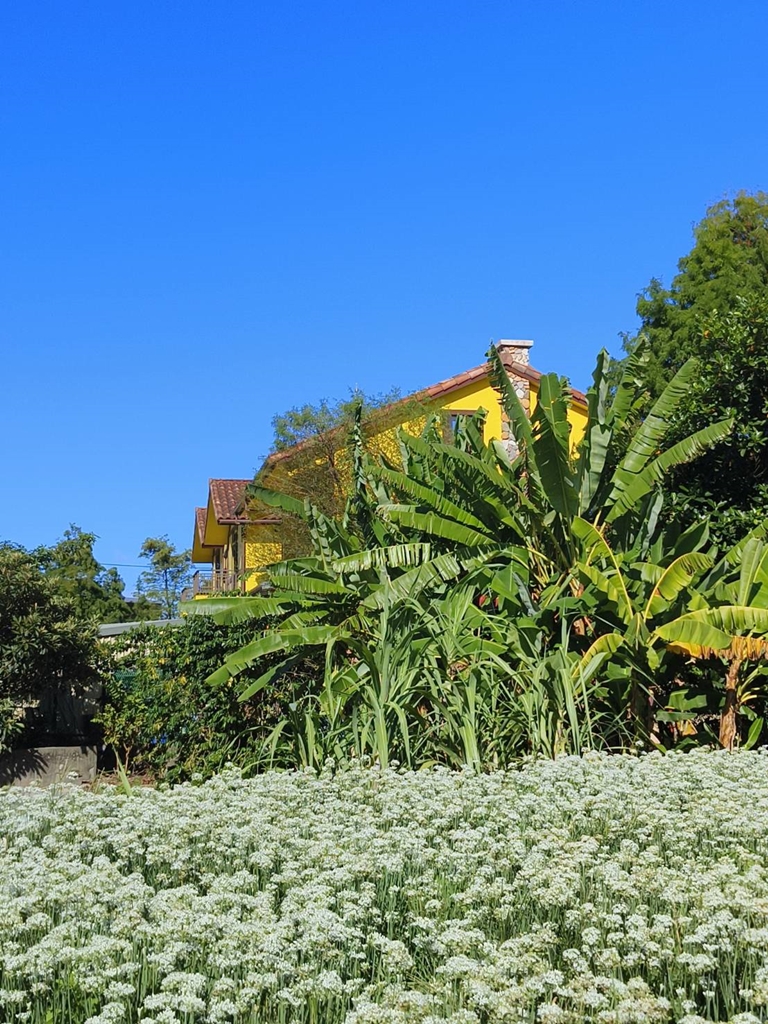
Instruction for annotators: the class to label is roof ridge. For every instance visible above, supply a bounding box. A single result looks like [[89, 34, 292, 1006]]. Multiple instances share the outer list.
[[262, 356, 586, 467]]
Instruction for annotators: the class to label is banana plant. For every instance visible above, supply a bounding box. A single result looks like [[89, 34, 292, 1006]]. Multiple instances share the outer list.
[[342, 345, 733, 601], [575, 517, 768, 745], [681, 530, 768, 747], [488, 341, 734, 575]]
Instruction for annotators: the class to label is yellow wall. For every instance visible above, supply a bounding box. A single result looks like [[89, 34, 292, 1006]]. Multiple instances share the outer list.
[[436, 378, 504, 443], [192, 532, 212, 563], [245, 523, 283, 571], [202, 494, 228, 547], [567, 400, 588, 447]]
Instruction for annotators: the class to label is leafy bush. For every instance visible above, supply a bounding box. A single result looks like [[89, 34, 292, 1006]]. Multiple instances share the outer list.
[[0, 698, 23, 755], [97, 616, 320, 781], [660, 297, 768, 549]]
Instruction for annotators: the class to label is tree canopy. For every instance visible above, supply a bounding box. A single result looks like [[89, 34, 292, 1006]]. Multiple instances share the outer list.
[[659, 296, 768, 547], [270, 388, 402, 452], [32, 525, 136, 623], [0, 544, 102, 750], [620, 191, 768, 396], [137, 536, 192, 619]]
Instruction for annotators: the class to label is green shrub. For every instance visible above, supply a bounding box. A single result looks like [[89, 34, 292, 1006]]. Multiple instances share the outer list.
[[97, 617, 320, 781]]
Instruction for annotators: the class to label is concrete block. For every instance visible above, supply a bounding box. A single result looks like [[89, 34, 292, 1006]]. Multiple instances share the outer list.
[[0, 746, 98, 788]]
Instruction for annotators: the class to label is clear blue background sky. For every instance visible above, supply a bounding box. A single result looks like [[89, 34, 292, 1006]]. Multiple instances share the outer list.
[[2, 0, 767, 593]]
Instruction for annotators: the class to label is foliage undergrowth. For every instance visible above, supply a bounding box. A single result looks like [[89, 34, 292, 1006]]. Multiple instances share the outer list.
[[97, 618, 320, 782], [184, 343, 768, 768]]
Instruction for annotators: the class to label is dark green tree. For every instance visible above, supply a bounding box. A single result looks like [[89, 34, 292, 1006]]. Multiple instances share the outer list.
[[661, 297, 768, 547], [620, 191, 768, 397], [97, 616, 321, 780], [33, 525, 135, 623], [137, 537, 192, 619], [0, 545, 101, 748]]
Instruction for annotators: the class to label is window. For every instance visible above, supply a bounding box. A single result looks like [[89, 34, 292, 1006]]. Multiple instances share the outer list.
[[442, 409, 475, 442]]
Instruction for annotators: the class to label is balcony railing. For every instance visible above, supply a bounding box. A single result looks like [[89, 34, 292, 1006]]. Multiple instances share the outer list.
[[187, 569, 243, 598]]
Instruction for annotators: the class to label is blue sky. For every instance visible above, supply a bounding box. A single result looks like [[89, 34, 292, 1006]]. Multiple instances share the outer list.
[[2, 0, 767, 593]]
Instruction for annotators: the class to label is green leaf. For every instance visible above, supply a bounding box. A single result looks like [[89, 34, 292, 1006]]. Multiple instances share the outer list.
[[332, 543, 433, 573], [181, 596, 302, 624], [207, 631, 296, 685], [572, 516, 615, 565], [373, 464, 490, 532], [667, 689, 708, 711], [398, 431, 519, 518], [736, 538, 768, 607], [238, 658, 293, 702], [531, 374, 577, 517], [273, 574, 351, 596], [486, 344, 538, 469], [577, 349, 613, 514], [378, 505, 494, 548], [247, 484, 306, 517], [655, 606, 768, 655], [617, 358, 700, 475], [573, 632, 625, 677], [207, 624, 347, 685], [643, 552, 712, 619], [723, 517, 768, 567], [608, 339, 646, 434], [576, 563, 632, 623], [744, 716, 764, 750], [607, 418, 733, 522], [361, 552, 468, 609]]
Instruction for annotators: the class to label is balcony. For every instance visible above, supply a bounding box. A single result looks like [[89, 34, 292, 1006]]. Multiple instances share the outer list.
[[186, 569, 243, 599]]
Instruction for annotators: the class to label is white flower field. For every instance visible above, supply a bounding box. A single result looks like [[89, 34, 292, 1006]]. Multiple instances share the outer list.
[[2, 751, 768, 1024]]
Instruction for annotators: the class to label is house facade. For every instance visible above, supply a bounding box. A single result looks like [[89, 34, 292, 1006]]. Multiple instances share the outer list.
[[191, 340, 588, 594], [190, 479, 283, 596]]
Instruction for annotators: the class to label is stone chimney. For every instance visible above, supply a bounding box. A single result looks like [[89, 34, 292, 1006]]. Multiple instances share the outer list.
[[495, 340, 534, 459], [496, 339, 533, 366]]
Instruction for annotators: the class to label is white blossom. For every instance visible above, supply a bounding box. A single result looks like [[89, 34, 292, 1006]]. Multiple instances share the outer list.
[[1, 751, 768, 1021]]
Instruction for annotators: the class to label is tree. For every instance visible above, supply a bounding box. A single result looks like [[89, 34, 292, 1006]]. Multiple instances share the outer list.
[[32, 525, 135, 623], [137, 537, 192, 619], [0, 545, 101, 749], [660, 297, 768, 547], [271, 388, 402, 452], [620, 191, 768, 397], [258, 386, 424, 557]]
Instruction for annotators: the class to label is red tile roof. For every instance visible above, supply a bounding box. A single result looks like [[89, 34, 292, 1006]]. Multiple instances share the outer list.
[[207, 479, 282, 526], [194, 506, 208, 546], [209, 479, 252, 524], [424, 353, 587, 405]]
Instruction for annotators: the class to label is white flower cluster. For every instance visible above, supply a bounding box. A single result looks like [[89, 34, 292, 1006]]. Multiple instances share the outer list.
[[2, 751, 768, 1023]]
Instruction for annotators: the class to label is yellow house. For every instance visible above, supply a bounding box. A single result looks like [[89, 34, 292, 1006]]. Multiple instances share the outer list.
[[191, 340, 588, 593], [190, 479, 284, 596]]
